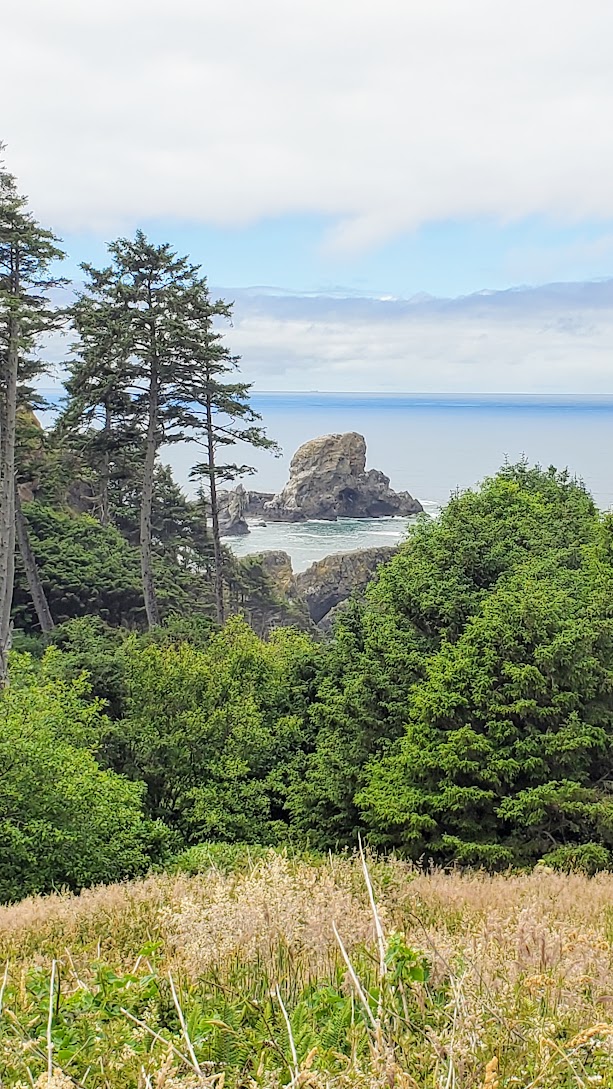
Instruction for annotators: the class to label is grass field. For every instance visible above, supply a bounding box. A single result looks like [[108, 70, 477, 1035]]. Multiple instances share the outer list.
[[2, 852, 613, 1087]]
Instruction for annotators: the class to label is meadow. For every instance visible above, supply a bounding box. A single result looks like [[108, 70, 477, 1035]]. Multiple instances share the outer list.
[[2, 852, 613, 1088]]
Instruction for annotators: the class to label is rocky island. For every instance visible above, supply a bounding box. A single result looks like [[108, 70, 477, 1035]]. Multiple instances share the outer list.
[[219, 431, 422, 535]]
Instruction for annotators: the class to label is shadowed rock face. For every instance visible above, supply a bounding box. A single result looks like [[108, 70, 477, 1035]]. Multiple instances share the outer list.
[[235, 543, 398, 633], [296, 545, 398, 624], [217, 484, 250, 536], [234, 550, 315, 637], [260, 432, 422, 522], [235, 542, 399, 633]]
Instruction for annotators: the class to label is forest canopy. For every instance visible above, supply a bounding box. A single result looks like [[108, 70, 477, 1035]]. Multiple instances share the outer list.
[[3, 461, 613, 899]]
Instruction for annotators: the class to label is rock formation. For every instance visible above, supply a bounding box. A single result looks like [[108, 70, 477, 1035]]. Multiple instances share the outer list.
[[264, 432, 422, 521], [295, 545, 398, 624], [235, 550, 315, 636], [217, 484, 250, 536], [243, 491, 275, 519], [221, 431, 422, 534], [232, 432, 422, 525], [235, 543, 398, 633]]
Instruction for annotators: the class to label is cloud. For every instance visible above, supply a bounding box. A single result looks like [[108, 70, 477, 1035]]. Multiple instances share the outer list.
[[4, 0, 613, 249], [223, 279, 613, 393]]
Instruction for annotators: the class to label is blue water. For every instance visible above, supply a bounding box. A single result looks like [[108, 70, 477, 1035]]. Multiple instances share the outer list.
[[41, 391, 613, 571], [164, 392, 613, 570]]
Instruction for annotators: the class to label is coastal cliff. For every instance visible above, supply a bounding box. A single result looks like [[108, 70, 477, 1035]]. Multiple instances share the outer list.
[[295, 544, 398, 624], [238, 543, 398, 633]]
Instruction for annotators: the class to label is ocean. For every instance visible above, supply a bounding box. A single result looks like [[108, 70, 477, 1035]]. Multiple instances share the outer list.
[[161, 393, 613, 572]]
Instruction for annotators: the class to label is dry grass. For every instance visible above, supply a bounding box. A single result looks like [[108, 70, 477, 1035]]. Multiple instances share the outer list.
[[2, 856, 613, 1087]]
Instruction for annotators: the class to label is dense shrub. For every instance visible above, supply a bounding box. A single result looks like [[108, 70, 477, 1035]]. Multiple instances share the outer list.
[[0, 656, 171, 901], [105, 617, 321, 843]]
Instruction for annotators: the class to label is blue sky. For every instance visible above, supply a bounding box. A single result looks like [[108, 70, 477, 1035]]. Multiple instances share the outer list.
[[5, 0, 613, 391], [60, 214, 613, 300]]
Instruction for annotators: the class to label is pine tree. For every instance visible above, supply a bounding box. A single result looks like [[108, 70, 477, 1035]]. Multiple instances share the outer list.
[[70, 233, 203, 627], [0, 149, 64, 681], [183, 281, 279, 623], [69, 236, 277, 627]]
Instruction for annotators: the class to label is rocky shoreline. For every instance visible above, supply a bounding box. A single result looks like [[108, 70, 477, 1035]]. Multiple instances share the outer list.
[[240, 543, 399, 635]]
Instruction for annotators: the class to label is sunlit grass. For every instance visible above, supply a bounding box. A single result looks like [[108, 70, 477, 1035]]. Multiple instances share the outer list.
[[2, 853, 613, 1086]]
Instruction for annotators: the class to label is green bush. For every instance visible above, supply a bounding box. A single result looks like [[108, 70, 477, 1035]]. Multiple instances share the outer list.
[[44, 616, 128, 717], [170, 841, 276, 874], [170, 841, 324, 874], [542, 843, 612, 875], [107, 617, 320, 843], [0, 655, 172, 901]]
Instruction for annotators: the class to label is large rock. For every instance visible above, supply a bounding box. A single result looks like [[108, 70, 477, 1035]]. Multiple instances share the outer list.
[[263, 432, 422, 522], [234, 550, 315, 636], [296, 544, 398, 625], [244, 491, 275, 518], [218, 484, 250, 536], [233, 544, 397, 635]]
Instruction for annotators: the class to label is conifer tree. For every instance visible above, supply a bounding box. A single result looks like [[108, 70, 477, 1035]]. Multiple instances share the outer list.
[[183, 282, 279, 623], [69, 236, 277, 627], [70, 233, 202, 627], [0, 149, 64, 681]]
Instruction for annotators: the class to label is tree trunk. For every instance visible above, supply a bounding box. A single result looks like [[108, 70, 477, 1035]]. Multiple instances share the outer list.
[[15, 485, 54, 633], [140, 356, 160, 628], [206, 394, 225, 624], [0, 296, 19, 686], [100, 399, 111, 527]]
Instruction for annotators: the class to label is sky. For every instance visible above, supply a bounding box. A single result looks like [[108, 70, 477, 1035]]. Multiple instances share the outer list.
[[4, 0, 613, 392]]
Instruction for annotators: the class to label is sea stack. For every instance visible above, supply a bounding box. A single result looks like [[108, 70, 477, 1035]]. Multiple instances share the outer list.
[[260, 431, 423, 522]]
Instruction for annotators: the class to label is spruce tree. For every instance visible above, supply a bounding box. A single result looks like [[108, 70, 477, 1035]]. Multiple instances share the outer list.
[[70, 233, 203, 627], [183, 281, 279, 623], [0, 149, 64, 680]]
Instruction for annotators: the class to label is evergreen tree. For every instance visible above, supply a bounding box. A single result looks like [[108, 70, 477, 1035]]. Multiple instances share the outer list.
[[358, 554, 613, 867], [69, 237, 277, 626], [290, 463, 599, 849], [69, 233, 204, 627], [185, 281, 279, 622], [0, 148, 64, 681]]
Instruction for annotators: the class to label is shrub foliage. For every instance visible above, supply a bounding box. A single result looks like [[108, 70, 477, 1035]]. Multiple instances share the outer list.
[[5, 462, 613, 900]]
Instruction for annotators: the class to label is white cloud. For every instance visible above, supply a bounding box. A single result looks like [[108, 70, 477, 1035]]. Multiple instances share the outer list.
[[225, 281, 613, 393], [35, 280, 613, 396], [4, 0, 613, 247]]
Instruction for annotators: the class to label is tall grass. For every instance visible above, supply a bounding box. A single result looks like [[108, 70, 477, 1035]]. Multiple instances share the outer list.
[[2, 854, 613, 1086]]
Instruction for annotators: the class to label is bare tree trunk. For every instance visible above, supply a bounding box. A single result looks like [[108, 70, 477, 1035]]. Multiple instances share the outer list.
[[0, 298, 19, 687], [206, 394, 225, 624], [140, 358, 160, 629], [100, 399, 111, 527], [15, 485, 54, 633]]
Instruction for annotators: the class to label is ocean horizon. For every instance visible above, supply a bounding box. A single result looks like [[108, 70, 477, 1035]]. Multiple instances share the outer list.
[[250, 391, 613, 410], [39, 389, 613, 569], [218, 392, 613, 568]]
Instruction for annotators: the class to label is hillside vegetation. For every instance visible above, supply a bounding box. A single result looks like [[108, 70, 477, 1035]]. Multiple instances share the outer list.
[[4, 461, 613, 902]]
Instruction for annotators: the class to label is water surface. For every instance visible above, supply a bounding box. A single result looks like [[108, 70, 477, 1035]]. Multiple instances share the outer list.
[[192, 393, 613, 569]]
